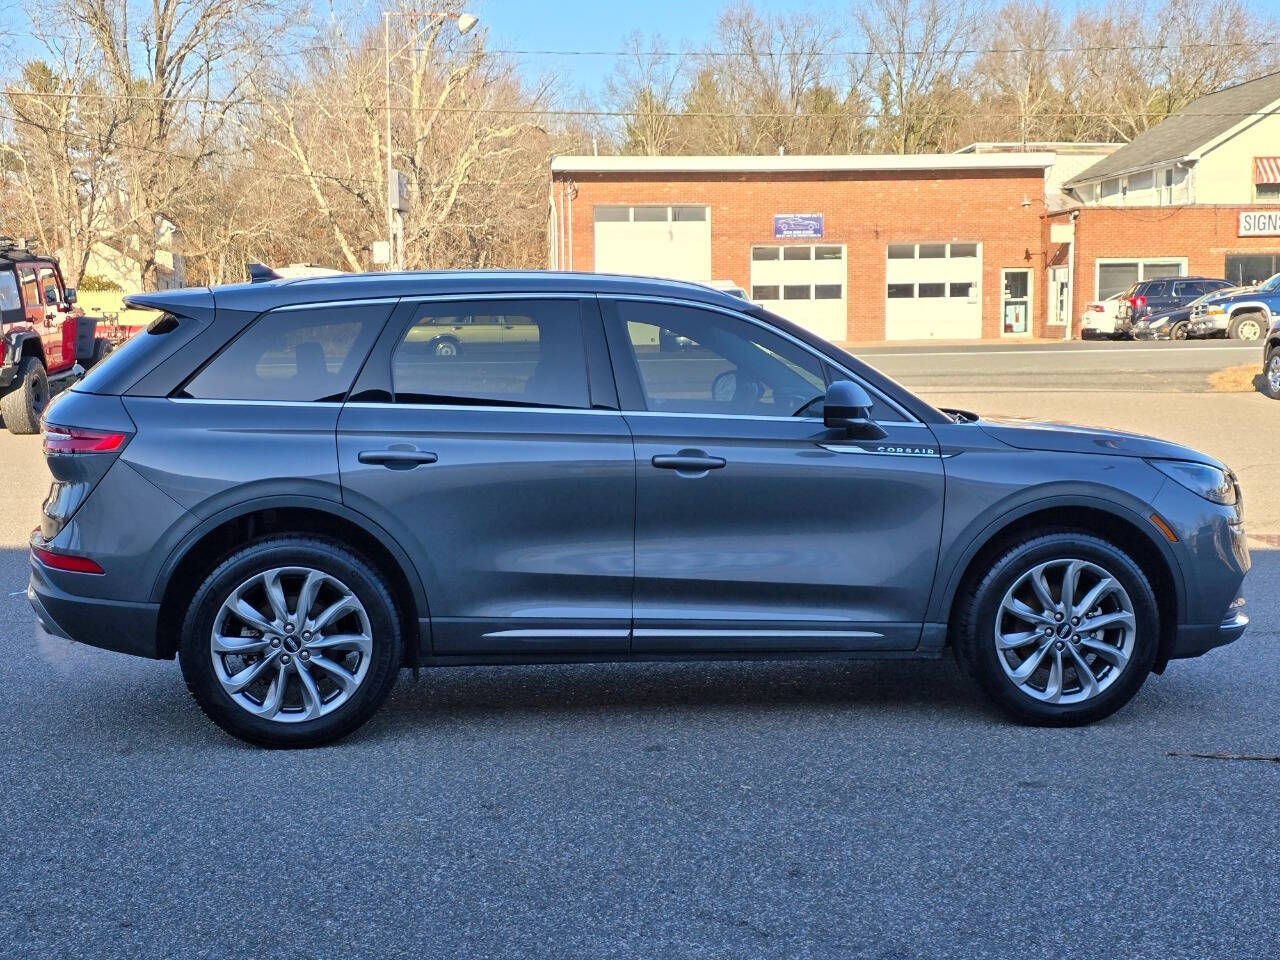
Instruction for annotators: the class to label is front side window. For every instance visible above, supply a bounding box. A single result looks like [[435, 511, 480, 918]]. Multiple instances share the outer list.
[[182, 303, 389, 402], [613, 300, 827, 418], [392, 299, 589, 409], [37, 266, 59, 304]]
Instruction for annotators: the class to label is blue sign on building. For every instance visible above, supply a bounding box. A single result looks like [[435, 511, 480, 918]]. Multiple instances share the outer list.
[[773, 213, 824, 239]]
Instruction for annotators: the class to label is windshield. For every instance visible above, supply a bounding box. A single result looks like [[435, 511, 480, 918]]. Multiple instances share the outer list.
[[1261, 272, 1280, 292]]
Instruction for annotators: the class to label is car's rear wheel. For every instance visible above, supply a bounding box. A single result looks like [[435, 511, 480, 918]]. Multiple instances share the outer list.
[[179, 536, 402, 747], [954, 531, 1158, 726], [1, 355, 49, 435], [1229, 312, 1266, 341], [1263, 346, 1280, 400], [1169, 321, 1188, 341]]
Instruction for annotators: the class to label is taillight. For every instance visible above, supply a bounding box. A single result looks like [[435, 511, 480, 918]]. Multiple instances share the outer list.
[[31, 542, 105, 574], [1135, 296, 1147, 308], [43, 426, 127, 455]]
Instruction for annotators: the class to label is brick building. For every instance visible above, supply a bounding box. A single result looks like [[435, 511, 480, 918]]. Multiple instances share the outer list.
[[549, 153, 1058, 343]]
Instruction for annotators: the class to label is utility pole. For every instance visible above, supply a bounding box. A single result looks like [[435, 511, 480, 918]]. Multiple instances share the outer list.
[[383, 8, 480, 271]]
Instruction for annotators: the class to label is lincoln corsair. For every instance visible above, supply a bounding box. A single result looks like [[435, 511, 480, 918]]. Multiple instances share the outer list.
[[29, 272, 1250, 746]]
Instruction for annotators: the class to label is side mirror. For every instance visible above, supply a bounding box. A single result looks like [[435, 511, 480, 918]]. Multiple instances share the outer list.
[[823, 380, 886, 439], [64, 287, 77, 304]]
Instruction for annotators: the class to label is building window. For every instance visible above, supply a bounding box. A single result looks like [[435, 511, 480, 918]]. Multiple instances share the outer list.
[[593, 206, 629, 223], [1100, 179, 1120, 199], [752, 246, 780, 261], [1257, 183, 1280, 201], [632, 206, 668, 222], [887, 244, 915, 260], [1096, 259, 1187, 299], [815, 246, 842, 260], [949, 282, 974, 298], [782, 246, 812, 261], [814, 284, 842, 299], [671, 206, 706, 221], [1225, 254, 1280, 287], [918, 244, 946, 259], [752, 285, 780, 300], [949, 243, 978, 258], [887, 284, 914, 299], [783, 285, 811, 300], [918, 282, 945, 298]]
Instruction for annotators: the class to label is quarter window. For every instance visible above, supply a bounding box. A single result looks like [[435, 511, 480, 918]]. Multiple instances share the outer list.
[[17, 267, 38, 306], [0, 272, 20, 312], [182, 303, 389, 402], [391, 299, 590, 409]]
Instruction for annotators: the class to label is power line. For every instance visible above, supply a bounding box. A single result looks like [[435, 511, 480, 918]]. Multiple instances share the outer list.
[[4, 86, 1280, 121]]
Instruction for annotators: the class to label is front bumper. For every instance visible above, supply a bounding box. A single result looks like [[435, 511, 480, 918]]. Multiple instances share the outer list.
[[28, 557, 163, 659], [0, 359, 16, 390], [1167, 607, 1249, 660]]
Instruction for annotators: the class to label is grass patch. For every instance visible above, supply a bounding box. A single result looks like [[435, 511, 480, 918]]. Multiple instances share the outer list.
[[1207, 363, 1263, 393]]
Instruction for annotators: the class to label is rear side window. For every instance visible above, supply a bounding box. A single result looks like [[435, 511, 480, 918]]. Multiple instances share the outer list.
[[1142, 282, 1167, 297], [181, 303, 388, 402], [391, 299, 590, 409]]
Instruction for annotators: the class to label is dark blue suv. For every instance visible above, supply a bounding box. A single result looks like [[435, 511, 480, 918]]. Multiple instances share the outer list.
[[28, 272, 1250, 746]]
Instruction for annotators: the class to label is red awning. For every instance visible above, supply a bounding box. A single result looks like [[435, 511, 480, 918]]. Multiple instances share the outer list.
[[1255, 157, 1280, 184]]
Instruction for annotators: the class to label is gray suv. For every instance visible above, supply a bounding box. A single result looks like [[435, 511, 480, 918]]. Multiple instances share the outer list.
[[29, 272, 1250, 746]]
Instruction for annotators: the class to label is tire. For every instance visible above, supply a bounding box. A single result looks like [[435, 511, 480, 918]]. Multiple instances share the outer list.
[[179, 535, 403, 748], [1262, 346, 1280, 401], [431, 336, 460, 357], [1169, 321, 1188, 341], [0, 355, 49, 435], [953, 531, 1158, 726], [84, 338, 113, 370], [1229, 312, 1266, 341]]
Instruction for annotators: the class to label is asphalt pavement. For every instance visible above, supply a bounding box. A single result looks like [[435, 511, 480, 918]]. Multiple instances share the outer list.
[[2, 342, 1277, 960]]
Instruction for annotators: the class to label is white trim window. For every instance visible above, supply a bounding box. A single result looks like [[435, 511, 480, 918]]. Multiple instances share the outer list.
[[1095, 258, 1189, 300]]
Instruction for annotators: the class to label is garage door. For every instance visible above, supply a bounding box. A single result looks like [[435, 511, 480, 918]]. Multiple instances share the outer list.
[[593, 205, 711, 282], [750, 244, 847, 342], [884, 242, 981, 340]]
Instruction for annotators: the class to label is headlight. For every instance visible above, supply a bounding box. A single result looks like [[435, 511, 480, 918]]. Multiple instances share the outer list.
[[1148, 459, 1237, 505], [1205, 305, 1225, 315]]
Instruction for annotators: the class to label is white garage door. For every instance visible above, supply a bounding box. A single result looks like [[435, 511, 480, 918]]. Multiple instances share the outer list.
[[884, 242, 982, 340], [750, 244, 847, 342], [593, 205, 711, 282]]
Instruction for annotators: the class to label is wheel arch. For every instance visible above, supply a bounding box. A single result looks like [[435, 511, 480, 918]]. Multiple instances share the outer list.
[[152, 497, 428, 662], [1228, 302, 1271, 321], [933, 498, 1183, 672], [11, 331, 46, 364]]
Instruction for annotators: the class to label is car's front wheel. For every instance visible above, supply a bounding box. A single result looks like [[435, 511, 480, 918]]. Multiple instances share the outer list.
[[179, 536, 403, 747], [1169, 321, 1188, 340], [954, 532, 1158, 726], [1229, 312, 1266, 341]]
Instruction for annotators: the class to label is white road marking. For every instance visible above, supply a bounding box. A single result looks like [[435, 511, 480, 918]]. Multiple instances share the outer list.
[[864, 345, 1259, 358]]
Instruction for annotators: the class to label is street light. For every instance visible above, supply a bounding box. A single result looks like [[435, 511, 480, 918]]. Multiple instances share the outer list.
[[383, 9, 480, 271]]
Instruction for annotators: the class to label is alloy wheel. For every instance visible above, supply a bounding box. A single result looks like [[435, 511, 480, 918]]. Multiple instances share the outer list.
[[1237, 318, 1262, 341], [1268, 354, 1280, 394], [210, 566, 373, 723], [994, 558, 1136, 704]]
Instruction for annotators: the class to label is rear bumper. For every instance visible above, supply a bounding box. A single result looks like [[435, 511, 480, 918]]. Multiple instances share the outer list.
[[0, 359, 16, 390], [28, 559, 163, 659], [1167, 609, 1249, 661]]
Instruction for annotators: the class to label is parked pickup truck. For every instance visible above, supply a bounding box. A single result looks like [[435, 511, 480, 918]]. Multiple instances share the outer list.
[[1187, 272, 1280, 340]]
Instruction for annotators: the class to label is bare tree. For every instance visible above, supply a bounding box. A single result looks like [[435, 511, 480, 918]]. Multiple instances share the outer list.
[[603, 32, 686, 156], [854, 0, 988, 153]]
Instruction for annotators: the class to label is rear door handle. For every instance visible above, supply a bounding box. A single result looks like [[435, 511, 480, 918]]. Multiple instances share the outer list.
[[651, 453, 726, 471], [358, 449, 438, 468]]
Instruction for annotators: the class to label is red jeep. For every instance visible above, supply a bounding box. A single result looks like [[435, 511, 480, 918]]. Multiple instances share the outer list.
[[0, 239, 111, 434]]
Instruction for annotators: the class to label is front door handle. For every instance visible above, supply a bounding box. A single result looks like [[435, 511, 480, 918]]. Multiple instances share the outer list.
[[651, 452, 726, 472], [358, 449, 438, 468]]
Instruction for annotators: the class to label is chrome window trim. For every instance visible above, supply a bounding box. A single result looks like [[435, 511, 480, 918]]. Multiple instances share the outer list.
[[601, 293, 919, 424], [273, 297, 401, 312]]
